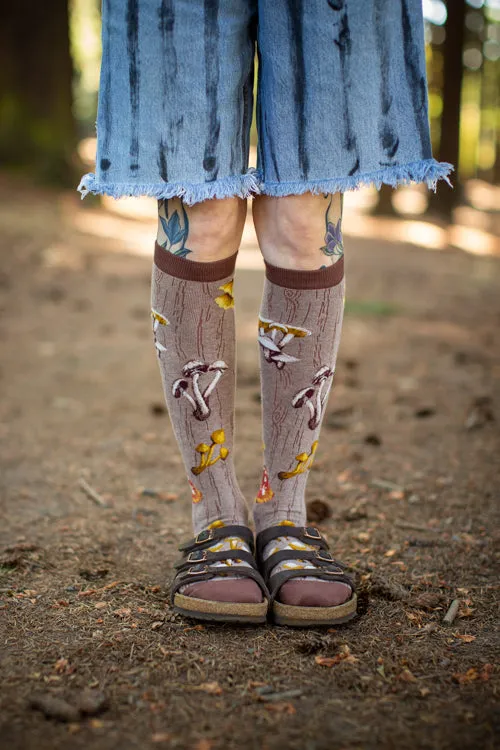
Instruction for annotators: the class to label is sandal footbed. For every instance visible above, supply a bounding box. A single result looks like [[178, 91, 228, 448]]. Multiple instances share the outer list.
[[272, 593, 358, 627], [173, 592, 268, 619]]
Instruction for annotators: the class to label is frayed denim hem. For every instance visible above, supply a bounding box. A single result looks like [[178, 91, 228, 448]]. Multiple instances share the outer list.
[[77, 168, 262, 205], [258, 159, 454, 197]]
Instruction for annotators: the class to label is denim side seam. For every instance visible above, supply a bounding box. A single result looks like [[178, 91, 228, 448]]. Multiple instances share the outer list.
[[77, 168, 262, 205], [258, 159, 454, 196]]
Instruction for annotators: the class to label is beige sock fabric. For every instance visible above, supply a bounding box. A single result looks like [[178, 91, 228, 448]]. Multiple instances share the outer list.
[[151, 242, 248, 534], [254, 259, 345, 532]]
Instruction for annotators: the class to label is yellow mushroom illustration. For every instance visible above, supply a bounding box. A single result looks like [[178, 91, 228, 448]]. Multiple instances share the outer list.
[[278, 440, 319, 480], [215, 280, 235, 309], [258, 316, 311, 368], [207, 520, 225, 530], [191, 429, 229, 475]]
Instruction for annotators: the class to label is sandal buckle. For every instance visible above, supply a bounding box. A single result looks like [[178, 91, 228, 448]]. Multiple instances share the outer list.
[[304, 526, 321, 540], [325, 568, 344, 576], [195, 529, 213, 544], [187, 550, 207, 563], [316, 551, 333, 562], [187, 564, 208, 575]]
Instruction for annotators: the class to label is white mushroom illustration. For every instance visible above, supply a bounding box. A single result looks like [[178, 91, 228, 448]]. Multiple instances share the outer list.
[[258, 316, 311, 369], [151, 308, 169, 356], [291, 365, 334, 429], [172, 359, 227, 421]]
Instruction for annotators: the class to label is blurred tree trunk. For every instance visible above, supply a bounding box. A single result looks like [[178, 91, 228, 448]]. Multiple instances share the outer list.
[[427, 0, 466, 220], [0, 1, 77, 185]]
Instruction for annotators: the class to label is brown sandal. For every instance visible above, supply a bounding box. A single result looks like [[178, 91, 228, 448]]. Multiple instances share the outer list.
[[256, 525, 357, 627], [171, 525, 269, 624]]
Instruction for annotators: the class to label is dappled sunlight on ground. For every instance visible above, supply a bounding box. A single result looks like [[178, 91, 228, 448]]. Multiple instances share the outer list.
[[75, 137, 499, 263]]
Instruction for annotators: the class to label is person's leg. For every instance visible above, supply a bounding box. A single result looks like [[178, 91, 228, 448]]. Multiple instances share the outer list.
[[252, 191, 351, 607], [152, 196, 262, 603]]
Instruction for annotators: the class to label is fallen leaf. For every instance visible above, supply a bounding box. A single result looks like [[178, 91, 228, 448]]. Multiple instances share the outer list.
[[453, 668, 479, 685], [193, 740, 214, 750], [113, 608, 131, 618], [265, 702, 296, 714], [151, 733, 171, 743], [94, 602, 107, 609], [398, 668, 418, 683], [384, 549, 398, 558], [315, 655, 342, 667], [419, 688, 431, 698], [77, 589, 97, 598], [315, 645, 357, 668], [388, 491, 405, 500], [102, 581, 120, 591], [479, 663, 494, 681], [356, 532, 371, 543], [54, 658, 70, 674], [453, 633, 476, 643], [195, 682, 223, 695]]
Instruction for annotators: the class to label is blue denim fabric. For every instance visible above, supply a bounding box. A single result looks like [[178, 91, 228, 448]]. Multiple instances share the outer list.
[[78, 0, 453, 205]]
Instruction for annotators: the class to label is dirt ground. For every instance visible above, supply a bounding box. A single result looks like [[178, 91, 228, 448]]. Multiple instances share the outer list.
[[0, 177, 499, 750]]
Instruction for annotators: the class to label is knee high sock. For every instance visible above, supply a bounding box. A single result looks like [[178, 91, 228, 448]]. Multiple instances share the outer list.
[[151, 242, 248, 534], [253, 258, 345, 532]]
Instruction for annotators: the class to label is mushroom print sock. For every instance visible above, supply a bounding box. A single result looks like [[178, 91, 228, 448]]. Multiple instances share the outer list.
[[253, 256, 352, 607], [152, 240, 266, 604]]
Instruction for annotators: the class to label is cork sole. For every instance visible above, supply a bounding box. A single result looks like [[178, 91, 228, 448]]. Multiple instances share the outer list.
[[173, 593, 269, 624], [272, 593, 358, 627]]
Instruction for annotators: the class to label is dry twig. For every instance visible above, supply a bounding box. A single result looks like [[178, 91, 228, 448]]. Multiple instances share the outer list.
[[78, 477, 107, 507]]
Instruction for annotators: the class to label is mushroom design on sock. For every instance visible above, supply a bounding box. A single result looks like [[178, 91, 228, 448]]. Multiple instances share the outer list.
[[255, 466, 274, 504], [291, 366, 335, 429], [278, 440, 319, 480], [151, 308, 170, 356], [258, 317, 311, 369], [172, 360, 227, 421], [191, 429, 229, 475], [215, 280, 234, 309], [188, 479, 203, 503]]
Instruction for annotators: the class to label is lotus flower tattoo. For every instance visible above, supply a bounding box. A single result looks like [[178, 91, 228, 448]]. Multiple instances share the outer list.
[[158, 200, 192, 258], [320, 218, 344, 258]]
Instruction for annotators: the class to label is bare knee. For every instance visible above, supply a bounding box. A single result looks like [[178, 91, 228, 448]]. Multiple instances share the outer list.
[[157, 196, 247, 262], [252, 194, 343, 270]]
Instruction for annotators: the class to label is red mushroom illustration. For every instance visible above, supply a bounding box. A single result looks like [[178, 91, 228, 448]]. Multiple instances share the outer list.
[[188, 479, 203, 504], [255, 466, 274, 504]]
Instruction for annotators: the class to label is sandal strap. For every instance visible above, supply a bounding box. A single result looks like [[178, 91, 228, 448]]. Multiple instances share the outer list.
[[256, 525, 328, 559], [178, 525, 255, 553], [174, 549, 258, 571], [260, 548, 345, 581], [267, 567, 354, 605], [170, 563, 269, 603]]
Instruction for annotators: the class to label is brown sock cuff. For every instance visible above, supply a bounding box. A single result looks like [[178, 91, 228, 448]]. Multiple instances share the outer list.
[[154, 242, 238, 282], [264, 256, 344, 290]]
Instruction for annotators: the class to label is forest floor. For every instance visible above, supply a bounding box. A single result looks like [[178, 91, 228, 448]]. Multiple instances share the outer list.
[[0, 176, 499, 750]]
